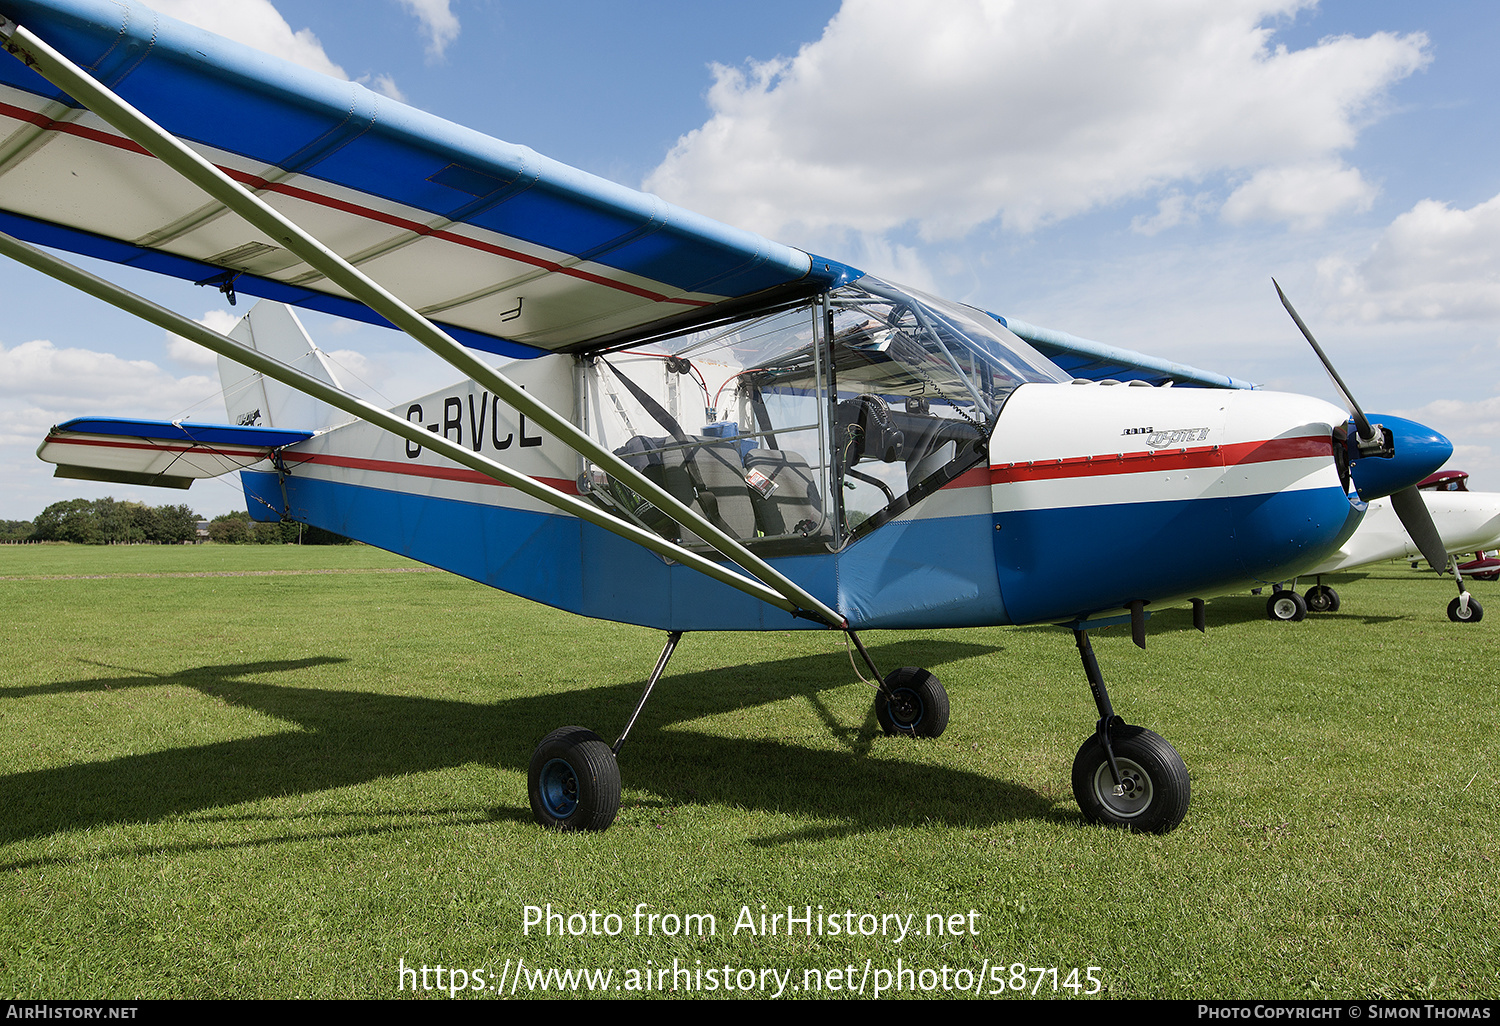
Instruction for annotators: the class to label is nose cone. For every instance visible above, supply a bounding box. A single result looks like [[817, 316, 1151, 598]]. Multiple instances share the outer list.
[[1349, 415, 1453, 501]]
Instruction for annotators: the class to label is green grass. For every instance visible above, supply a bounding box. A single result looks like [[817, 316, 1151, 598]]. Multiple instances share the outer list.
[[1, 544, 1495, 999]]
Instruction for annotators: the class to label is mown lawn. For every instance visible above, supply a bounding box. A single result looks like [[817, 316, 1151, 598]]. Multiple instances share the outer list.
[[1, 544, 1494, 999]]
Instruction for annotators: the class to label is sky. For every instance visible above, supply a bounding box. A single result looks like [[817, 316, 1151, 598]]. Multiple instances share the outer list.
[[4, 0, 1500, 521]]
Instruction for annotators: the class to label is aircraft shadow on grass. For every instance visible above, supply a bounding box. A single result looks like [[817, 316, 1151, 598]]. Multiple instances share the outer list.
[[0, 637, 1066, 860]]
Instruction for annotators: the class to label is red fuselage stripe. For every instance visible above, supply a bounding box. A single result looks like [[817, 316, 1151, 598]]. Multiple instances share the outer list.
[[989, 434, 1332, 485], [281, 450, 580, 495]]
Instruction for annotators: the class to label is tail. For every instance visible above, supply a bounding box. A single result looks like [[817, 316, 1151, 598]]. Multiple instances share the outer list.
[[34, 301, 328, 490], [219, 302, 347, 432]]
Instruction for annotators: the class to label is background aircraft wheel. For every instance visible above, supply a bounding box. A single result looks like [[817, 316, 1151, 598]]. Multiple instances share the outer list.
[[1266, 592, 1308, 622], [1072, 726, 1190, 834], [875, 667, 949, 738], [1447, 596, 1484, 623], [1304, 585, 1340, 613], [528, 726, 621, 831]]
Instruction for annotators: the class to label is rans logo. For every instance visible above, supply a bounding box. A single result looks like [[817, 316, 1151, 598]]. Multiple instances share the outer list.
[[1121, 426, 1211, 448]]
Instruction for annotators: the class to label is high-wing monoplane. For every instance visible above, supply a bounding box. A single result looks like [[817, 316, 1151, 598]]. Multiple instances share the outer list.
[[0, 0, 1459, 834]]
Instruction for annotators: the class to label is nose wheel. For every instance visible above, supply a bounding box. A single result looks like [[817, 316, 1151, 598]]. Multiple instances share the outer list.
[[1070, 627, 1190, 833], [1448, 595, 1484, 623], [1072, 725, 1190, 833]]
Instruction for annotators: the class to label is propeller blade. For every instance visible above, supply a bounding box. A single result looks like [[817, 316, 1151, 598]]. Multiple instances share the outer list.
[[1272, 279, 1379, 447], [1390, 486, 1449, 572]]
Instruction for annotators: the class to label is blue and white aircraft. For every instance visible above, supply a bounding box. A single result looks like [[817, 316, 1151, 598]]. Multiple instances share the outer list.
[[0, 0, 1458, 834]]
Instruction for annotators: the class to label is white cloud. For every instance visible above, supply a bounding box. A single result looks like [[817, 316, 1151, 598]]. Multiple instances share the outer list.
[[1221, 161, 1376, 229], [150, 0, 349, 79], [165, 310, 242, 368], [1132, 191, 1216, 236], [398, 0, 461, 61], [643, 0, 1428, 242], [1321, 194, 1500, 322], [360, 73, 408, 102], [0, 339, 217, 443]]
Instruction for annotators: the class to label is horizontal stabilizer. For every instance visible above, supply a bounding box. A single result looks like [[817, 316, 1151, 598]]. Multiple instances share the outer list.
[[37, 417, 312, 490]]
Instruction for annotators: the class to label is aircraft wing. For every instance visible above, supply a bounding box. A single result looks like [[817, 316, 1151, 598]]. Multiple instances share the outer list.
[[37, 416, 311, 489], [993, 315, 1256, 389], [0, 0, 853, 359]]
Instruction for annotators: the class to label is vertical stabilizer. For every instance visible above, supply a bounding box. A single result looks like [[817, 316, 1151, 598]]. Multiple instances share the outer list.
[[219, 302, 346, 432]]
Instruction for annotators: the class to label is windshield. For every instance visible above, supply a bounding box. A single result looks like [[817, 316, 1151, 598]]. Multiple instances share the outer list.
[[578, 276, 1065, 551]]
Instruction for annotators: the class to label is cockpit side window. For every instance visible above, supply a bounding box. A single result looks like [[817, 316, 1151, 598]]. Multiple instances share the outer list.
[[575, 276, 1065, 554]]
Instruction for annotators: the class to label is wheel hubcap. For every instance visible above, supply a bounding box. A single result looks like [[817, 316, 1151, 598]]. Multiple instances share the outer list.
[[1092, 756, 1153, 818], [887, 689, 922, 729], [1273, 598, 1297, 619], [539, 758, 580, 817]]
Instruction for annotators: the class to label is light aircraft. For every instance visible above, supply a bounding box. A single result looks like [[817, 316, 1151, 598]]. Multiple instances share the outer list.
[[1253, 471, 1500, 623], [1260, 486, 1500, 623], [0, 0, 1460, 835]]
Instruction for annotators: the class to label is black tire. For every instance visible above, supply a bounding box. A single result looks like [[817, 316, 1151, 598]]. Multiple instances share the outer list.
[[875, 667, 949, 738], [1266, 591, 1308, 622], [1072, 726, 1190, 834], [1448, 596, 1484, 623], [1304, 585, 1340, 613], [528, 726, 621, 831]]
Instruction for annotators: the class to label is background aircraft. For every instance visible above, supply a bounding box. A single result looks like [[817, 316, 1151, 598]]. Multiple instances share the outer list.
[[0, 0, 1461, 835], [1258, 472, 1500, 622]]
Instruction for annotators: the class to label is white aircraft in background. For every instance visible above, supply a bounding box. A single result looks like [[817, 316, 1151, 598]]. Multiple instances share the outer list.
[[1265, 472, 1500, 623]]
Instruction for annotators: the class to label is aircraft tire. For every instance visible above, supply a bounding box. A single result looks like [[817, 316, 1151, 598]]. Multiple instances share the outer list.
[[875, 667, 949, 738], [1072, 726, 1190, 834], [1447, 596, 1484, 623], [528, 726, 621, 831], [1266, 592, 1308, 621], [1304, 585, 1340, 613]]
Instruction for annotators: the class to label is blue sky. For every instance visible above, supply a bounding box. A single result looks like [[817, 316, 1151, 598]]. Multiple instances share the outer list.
[[4, 0, 1500, 520]]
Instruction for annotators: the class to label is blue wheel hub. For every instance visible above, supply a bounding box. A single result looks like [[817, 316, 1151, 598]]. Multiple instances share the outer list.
[[538, 757, 580, 818]]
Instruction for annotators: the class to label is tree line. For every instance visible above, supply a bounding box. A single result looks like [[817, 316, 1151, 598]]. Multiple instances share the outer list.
[[6, 498, 350, 545]]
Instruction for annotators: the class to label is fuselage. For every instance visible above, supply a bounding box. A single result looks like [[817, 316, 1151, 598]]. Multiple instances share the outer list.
[[240, 358, 1361, 632]]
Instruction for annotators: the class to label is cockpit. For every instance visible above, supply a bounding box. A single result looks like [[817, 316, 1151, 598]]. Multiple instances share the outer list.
[[577, 276, 1067, 553]]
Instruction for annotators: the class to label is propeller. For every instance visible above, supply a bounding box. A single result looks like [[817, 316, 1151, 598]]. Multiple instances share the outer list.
[[1272, 280, 1473, 615]]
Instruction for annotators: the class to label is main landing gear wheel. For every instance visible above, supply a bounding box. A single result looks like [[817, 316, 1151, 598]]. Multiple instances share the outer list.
[[875, 667, 949, 738], [1266, 591, 1308, 622], [1072, 725, 1190, 834], [1448, 595, 1484, 623], [1304, 585, 1340, 613], [528, 726, 621, 831]]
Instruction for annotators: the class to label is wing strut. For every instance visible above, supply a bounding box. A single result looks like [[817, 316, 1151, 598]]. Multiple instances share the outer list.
[[0, 16, 843, 628], [0, 229, 800, 615]]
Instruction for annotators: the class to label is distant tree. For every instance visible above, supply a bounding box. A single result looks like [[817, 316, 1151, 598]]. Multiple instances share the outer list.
[[0, 519, 34, 542], [149, 504, 199, 544], [207, 510, 254, 544], [33, 498, 101, 544]]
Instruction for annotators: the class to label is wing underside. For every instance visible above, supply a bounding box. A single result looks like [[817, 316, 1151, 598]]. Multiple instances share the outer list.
[[0, 0, 847, 357]]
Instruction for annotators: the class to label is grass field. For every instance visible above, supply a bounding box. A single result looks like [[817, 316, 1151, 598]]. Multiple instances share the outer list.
[[1, 543, 1495, 1000]]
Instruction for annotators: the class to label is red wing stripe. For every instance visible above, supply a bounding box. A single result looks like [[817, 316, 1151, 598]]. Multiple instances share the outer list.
[[45, 436, 275, 460], [283, 451, 580, 495], [0, 100, 710, 310], [990, 434, 1332, 485]]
